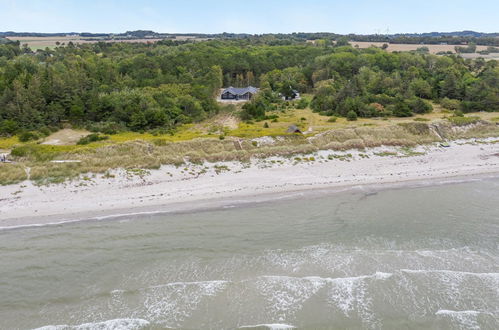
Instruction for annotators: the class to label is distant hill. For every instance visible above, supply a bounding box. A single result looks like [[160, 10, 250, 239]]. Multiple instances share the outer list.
[[2, 30, 497, 38], [394, 31, 499, 38], [1, 30, 498, 46]]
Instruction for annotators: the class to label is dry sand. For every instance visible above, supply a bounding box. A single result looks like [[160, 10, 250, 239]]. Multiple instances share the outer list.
[[0, 138, 498, 229]]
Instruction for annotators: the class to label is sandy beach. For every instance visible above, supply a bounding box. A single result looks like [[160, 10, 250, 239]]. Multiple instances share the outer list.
[[1, 138, 498, 229]]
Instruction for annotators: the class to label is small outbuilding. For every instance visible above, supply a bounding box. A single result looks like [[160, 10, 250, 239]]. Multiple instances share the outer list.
[[287, 125, 302, 134], [282, 89, 301, 101]]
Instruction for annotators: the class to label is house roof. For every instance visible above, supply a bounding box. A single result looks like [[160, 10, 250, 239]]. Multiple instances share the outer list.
[[223, 86, 259, 96], [287, 125, 302, 133]]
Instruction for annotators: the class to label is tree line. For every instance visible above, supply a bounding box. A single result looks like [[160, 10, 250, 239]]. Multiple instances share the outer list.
[[0, 39, 498, 136]]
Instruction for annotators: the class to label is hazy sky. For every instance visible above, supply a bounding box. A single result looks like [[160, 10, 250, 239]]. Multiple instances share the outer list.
[[1, 0, 498, 34]]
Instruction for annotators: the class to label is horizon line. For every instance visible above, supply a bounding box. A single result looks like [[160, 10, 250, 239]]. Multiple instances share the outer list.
[[2, 30, 498, 36]]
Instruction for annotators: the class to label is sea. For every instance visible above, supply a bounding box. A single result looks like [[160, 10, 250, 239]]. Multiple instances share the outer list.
[[1, 177, 498, 329]]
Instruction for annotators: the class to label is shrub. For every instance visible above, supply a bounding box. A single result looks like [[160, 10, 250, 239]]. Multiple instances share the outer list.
[[328, 116, 338, 123], [241, 96, 268, 120], [390, 102, 412, 117], [296, 98, 309, 109], [19, 131, 41, 142], [88, 122, 126, 135], [447, 116, 480, 126], [10, 144, 56, 161], [454, 110, 464, 117], [407, 98, 433, 114], [38, 127, 52, 137], [346, 111, 358, 121], [10, 146, 30, 157], [440, 97, 460, 110], [77, 133, 109, 145], [263, 122, 270, 128], [0, 120, 19, 136]]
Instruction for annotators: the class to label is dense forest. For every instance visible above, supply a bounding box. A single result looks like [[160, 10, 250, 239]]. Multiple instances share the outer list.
[[0, 38, 498, 136]]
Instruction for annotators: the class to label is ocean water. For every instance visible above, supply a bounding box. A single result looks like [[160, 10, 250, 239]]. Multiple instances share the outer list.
[[0, 178, 498, 329]]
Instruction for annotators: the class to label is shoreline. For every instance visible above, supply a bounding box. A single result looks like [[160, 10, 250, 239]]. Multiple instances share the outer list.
[[2, 172, 498, 232], [1, 138, 498, 230]]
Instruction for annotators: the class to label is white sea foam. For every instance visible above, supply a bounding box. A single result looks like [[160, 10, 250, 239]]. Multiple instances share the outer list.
[[256, 275, 325, 321], [435, 310, 486, 330], [139, 279, 228, 326], [436, 310, 483, 316], [255, 272, 392, 326], [401, 269, 499, 277], [33, 318, 150, 330], [146, 279, 228, 290], [239, 324, 296, 329]]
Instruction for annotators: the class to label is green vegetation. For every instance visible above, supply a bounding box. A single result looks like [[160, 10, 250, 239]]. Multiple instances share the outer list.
[[455, 43, 477, 54], [447, 116, 481, 126], [346, 111, 358, 121], [1, 36, 499, 186], [1, 119, 498, 185], [77, 133, 109, 145], [0, 38, 498, 136]]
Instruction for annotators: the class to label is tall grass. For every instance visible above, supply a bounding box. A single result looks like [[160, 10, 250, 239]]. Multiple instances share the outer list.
[[3, 120, 499, 186], [0, 164, 27, 185]]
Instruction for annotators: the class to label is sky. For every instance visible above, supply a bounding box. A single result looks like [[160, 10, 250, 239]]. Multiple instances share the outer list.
[[0, 0, 498, 34]]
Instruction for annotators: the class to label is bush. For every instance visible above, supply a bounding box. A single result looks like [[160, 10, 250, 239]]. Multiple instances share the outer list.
[[407, 98, 433, 114], [263, 122, 269, 128], [0, 120, 19, 136], [77, 133, 109, 145], [328, 116, 337, 123], [447, 116, 480, 126], [19, 131, 41, 142], [346, 111, 358, 121], [241, 96, 268, 120], [38, 127, 52, 137], [10, 144, 57, 161], [87, 122, 125, 135], [440, 98, 460, 110], [390, 102, 412, 117], [454, 110, 464, 117], [296, 98, 309, 109], [10, 146, 30, 157]]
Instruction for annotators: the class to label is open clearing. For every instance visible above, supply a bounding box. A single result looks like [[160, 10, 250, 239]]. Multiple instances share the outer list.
[[41, 129, 90, 146], [6, 36, 208, 50], [350, 41, 489, 54], [6, 36, 493, 55]]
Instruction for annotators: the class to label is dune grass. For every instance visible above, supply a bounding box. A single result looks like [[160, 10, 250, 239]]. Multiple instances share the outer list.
[[2, 107, 499, 186], [447, 116, 481, 126], [0, 164, 28, 185]]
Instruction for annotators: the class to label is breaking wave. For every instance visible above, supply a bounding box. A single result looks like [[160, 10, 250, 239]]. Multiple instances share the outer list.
[[33, 318, 150, 330]]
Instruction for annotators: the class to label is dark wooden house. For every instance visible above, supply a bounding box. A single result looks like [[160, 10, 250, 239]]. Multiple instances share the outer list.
[[221, 86, 259, 101]]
